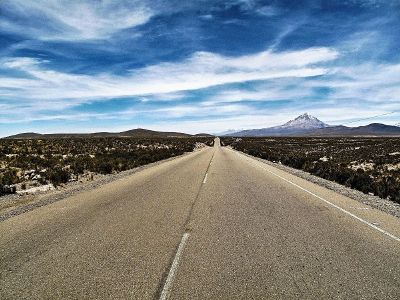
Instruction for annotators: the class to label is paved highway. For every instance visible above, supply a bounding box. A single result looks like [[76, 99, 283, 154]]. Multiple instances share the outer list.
[[1, 138, 399, 299]]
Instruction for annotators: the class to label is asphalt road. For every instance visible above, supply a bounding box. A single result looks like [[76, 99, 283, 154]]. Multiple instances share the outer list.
[[1, 138, 399, 299]]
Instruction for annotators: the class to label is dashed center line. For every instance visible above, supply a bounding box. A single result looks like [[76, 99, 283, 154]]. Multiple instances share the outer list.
[[159, 233, 190, 300], [159, 147, 215, 299]]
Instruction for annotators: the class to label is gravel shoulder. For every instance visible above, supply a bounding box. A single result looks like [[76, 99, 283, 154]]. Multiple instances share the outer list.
[[0, 150, 202, 222], [236, 149, 400, 218]]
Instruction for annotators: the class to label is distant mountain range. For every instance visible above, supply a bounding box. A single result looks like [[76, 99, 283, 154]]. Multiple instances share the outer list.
[[5, 128, 214, 139], [5, 115, 400, 139], [226, 113, 400, 137], [214, 129, 244, 136]]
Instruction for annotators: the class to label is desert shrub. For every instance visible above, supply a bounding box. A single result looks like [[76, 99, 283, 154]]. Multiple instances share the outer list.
[[48, 168, 70, 186], [0, 169, 19, 185], [98, 162, 113, 174]]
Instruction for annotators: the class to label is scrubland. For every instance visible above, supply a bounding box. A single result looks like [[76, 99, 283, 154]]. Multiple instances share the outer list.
[[0, 137, 214, 194]]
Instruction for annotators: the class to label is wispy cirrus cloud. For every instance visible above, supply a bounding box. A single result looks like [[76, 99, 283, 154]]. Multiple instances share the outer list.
[[3, 46, 400, 129], [0, 47, 338, 101], [0, 0, 153, 40], [310, 63, 400, 104], [0, 46, 339, 129], [200, 83, 313, 106]]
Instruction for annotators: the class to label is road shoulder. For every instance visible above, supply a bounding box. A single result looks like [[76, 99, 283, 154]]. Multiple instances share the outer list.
[[0, 148, 208, 222], [229, 147, 400, 218], [227, 147, 400, 241]]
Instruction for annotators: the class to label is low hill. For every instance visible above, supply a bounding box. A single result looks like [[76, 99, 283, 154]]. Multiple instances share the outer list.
[[5, 132, 44, 139], [5, 128, 194, 139], [194, 133, 215, 137], [118, 128, 191, 137], [309, 123, 400, 136]]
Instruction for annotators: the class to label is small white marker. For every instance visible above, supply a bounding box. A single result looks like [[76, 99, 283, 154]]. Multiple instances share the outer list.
[[203, 173, 208, 184], [159, 233, 190, 300]]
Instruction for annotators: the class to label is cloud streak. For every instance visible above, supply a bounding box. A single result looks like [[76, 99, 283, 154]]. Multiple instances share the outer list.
[[2, 47, 400, 129], [0, 47, 338, 101], [0, 0, 153, 40]]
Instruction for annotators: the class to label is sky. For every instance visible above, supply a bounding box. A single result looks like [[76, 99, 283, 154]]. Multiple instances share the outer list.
[[0, 0, 400, 136]]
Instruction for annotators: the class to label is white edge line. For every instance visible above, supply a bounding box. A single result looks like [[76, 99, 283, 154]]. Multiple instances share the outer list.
[[159, 233, 190, 300], [233, 150, 400, 243], [203, 173, 208, 184]]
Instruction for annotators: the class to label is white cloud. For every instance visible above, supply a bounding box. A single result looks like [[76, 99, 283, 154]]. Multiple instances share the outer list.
[[256, 5, 280, 17], [199, 14, 213, 20], [153, 103, 250, 118], [312, 63, 400, 103], [0, 47, 338, 102], [350, 0, 400, 8], [201, 85, 313, 106], [2, 46, 400, 130], [0, 0, 153, 40]]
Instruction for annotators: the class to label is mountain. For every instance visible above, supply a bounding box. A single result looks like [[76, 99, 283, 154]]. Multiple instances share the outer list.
[[118, 128, 191, 137], [4, 128, 196, 139], [194, 133, 215, 137], [226, 114, 400, 137], [280, 113, 328, 129], [214, 129, 244, 136], [5, 132, 43, 139], [229, 113, 329, 137], [309, 123, 400, 136]]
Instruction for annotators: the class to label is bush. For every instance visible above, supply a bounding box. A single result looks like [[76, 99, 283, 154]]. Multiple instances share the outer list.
[[98, 162, 113, 174], [0, 169, 19, 185], [48, 168, 70, 186]]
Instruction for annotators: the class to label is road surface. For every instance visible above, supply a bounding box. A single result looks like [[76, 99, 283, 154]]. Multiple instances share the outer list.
[[1, 138, 399, 299]]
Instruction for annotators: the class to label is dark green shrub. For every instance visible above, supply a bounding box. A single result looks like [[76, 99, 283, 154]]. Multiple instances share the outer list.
[[48, 168, 70, 186]]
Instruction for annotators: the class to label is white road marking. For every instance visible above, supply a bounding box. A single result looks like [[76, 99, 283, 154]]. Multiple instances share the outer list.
[[160, 150, 211, 298], [234, 150, 400, 243], [203, 173, 208, 184], [160, 233, 190, 300], [350, 207, 370, 210]]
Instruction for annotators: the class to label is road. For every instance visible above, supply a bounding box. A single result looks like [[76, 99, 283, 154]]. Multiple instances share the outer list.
[[1, 138, 399, 299]]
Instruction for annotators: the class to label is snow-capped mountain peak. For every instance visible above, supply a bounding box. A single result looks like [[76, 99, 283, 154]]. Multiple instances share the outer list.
[[224, 114, 400, 137], [280, 113, 328, 129]]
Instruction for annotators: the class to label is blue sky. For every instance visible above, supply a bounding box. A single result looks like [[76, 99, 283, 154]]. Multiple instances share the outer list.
[[1, 0, 400, 136]]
